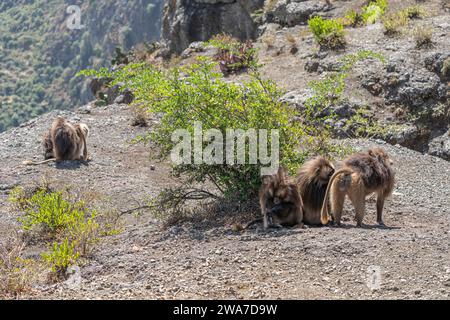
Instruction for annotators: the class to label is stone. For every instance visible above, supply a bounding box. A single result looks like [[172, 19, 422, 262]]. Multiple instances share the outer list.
[[428, 130, 450, 161], [266, 0, 329, 27]]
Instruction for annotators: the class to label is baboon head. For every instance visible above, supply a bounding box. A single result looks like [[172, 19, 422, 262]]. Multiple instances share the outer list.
[[368, 147, 393, 166], [262, 167, 296, 207], [313, 156, 335, 184], [77, 123, 90, 138]]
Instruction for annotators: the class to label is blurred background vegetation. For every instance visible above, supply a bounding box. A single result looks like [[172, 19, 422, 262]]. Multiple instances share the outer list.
[[0, 0, 163, 132]]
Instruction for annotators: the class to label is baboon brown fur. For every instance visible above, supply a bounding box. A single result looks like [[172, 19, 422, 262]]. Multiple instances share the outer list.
[[23, 117, 89, 165], [296, 156, 335, 225], [321, 147, 395, 227], [257, 167, 304, 229]]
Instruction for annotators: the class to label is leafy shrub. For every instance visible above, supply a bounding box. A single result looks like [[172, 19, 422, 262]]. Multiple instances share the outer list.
[[308, 16, 346, 49], [414, 26, 433, 49], [17, 190, 95, 237], [42, 239, 80, 278], [79, 58, 307, 203], [361, 0, 387, 24], [207, 34, 257, 75]]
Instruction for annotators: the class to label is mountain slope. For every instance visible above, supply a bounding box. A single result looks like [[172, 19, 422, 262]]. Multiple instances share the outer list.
[[0, 0, 163, 132]]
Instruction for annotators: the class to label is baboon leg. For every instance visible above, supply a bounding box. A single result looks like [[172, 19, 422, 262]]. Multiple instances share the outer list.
[[376, 194, 385, 225], [348, 191, 365, 227], [260, 196, 269, 229], [296, 207, 303, 226], [330, 184, 345, 226]]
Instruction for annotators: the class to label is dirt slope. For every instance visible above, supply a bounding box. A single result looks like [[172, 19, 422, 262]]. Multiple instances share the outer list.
[[0, 103, 449, 299]]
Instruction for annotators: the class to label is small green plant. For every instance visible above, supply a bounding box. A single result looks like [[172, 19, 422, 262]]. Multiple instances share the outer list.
[[308, 16, 346, 49], [361, 0, 387, 24], [414, 26, 433, 49], [207, 34, 257, 75], [303, 50, 385, 146], [343, 107, 388, 138], [42, 238, 80, 277], [382, 11, 409, 35], [17, 190, 93, 236]]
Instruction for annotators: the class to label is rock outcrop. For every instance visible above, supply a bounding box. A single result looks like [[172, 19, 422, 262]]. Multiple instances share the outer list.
[[162, 0, 265, 54], [265, 0, 331, 27]]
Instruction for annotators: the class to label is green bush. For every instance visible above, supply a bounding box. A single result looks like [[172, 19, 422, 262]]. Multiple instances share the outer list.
[[81, 58, 305, 199], [361, 0, 387, 24], [308, 16, 346, 49], [16, 190, 95, 236]]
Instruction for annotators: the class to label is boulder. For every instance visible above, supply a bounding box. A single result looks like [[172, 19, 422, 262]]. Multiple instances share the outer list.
[[428, 130, 450, 161], [265, 0, 330, 27]]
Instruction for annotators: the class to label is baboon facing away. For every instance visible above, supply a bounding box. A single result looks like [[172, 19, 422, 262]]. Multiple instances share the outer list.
[[321, 147, 395, 227], [23, 117, 90, 165], [296, 156, 335, 225]]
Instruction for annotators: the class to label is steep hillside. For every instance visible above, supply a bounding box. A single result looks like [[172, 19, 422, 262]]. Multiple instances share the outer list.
[[0, 0, 163, 132]]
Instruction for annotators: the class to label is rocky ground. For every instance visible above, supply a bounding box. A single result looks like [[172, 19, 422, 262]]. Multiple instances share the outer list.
[[0, 103, 449, 299]]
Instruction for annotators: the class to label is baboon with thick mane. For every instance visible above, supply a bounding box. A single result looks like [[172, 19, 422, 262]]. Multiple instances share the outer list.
[[296, 156, 335, 225], [256, 167, 304, 229], [320, 147, 395, 227], [23, 117, 90, 165]]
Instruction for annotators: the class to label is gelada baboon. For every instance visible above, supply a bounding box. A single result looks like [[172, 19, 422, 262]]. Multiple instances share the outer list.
[[248, 167, 303, 229], [320, 147, 395, 227], [296, 156, 335, 225], [23, 117, 89, 165]]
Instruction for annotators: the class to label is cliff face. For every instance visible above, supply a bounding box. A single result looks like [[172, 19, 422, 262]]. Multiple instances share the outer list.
[[162, 0, 265, 54]]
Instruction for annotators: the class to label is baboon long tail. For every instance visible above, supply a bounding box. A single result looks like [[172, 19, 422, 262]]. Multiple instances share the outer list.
[[320, 168, 353, 225], [23, 158, 56, 166]]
